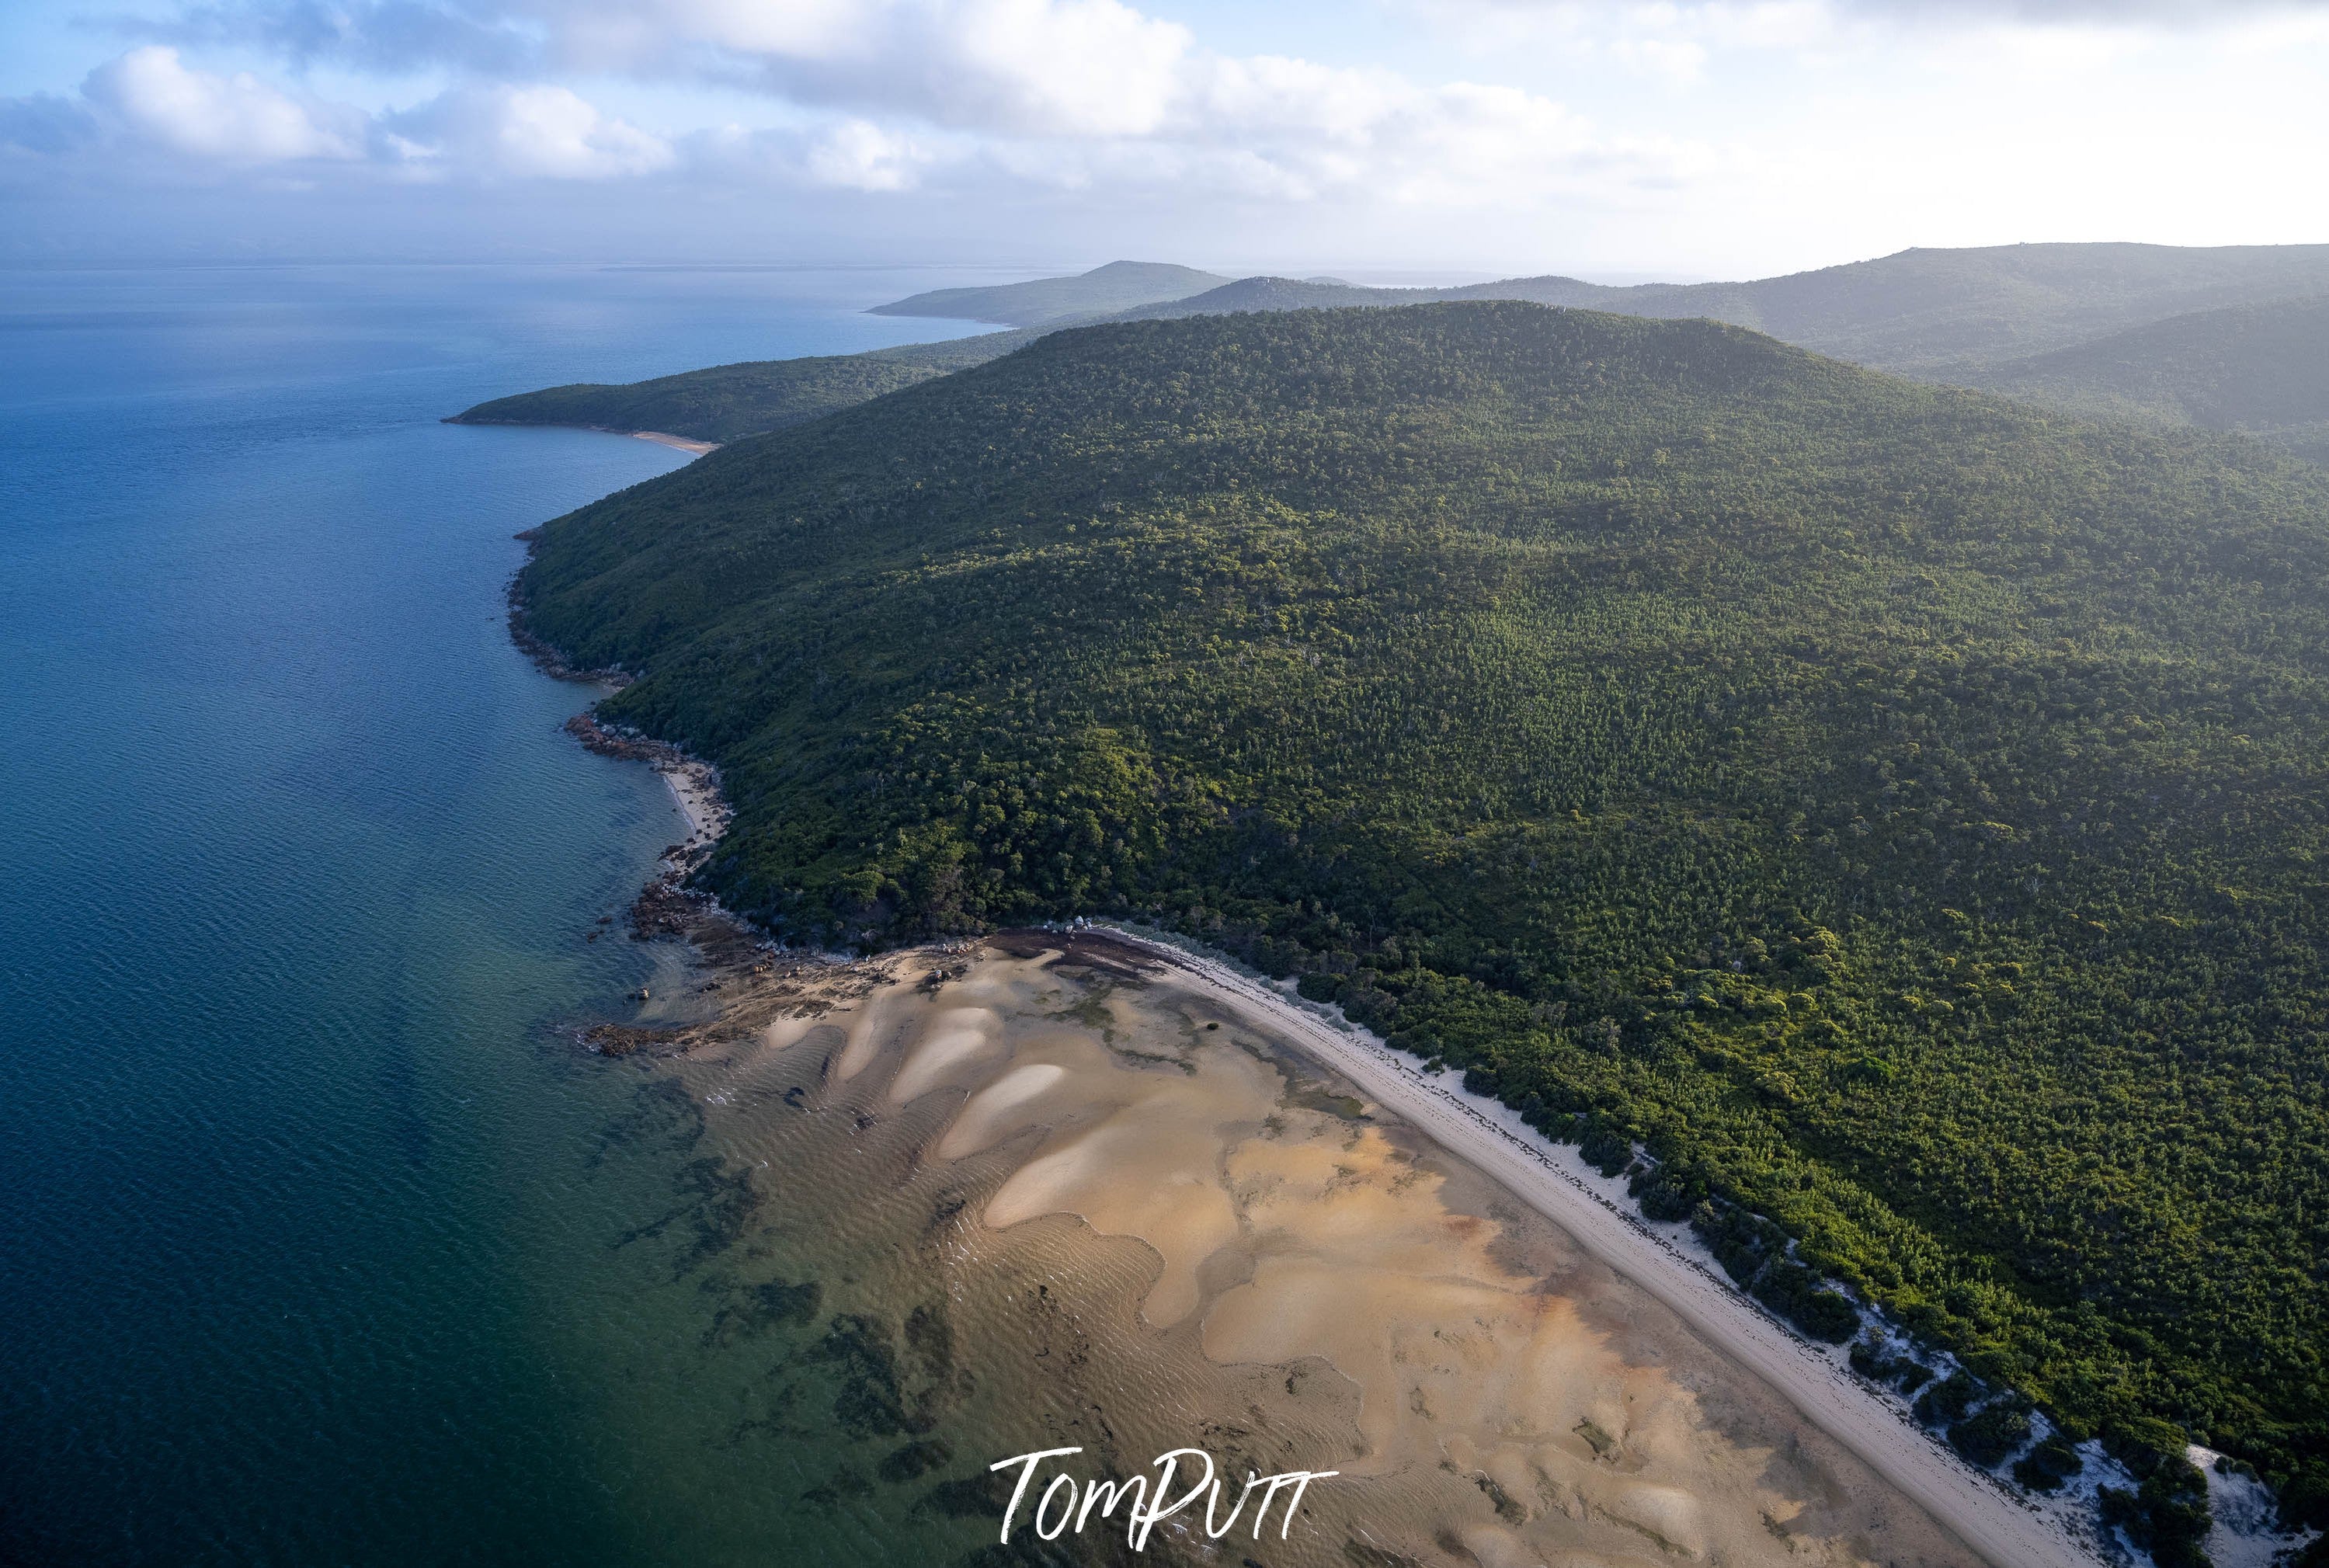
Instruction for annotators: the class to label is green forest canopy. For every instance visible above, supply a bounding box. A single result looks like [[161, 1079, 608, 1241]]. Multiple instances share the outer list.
[[516, 302, 2329, 1534], [450, 332, 1034, 446], [1972, 295, 2329, 466]]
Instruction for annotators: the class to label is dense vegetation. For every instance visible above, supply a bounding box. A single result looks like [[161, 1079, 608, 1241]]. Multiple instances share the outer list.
[[870, 260, 1228, 325], [460, 244, 2329, 454], [1975, 296, 2329, 465], [448, 332, 1031, 445], [517, 302, 2329, 1551]]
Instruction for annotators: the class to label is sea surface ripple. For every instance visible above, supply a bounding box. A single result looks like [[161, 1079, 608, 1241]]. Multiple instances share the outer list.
[[0, 262, 1003, 1566]]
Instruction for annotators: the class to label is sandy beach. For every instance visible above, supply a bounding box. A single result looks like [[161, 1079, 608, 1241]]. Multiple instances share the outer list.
[[1090, 928, 2107, 1568], [615, 918, 2093, 1567], [623, 429, 720, 455]]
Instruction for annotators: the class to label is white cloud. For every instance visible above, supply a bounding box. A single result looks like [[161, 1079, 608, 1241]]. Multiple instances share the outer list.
[[931, 0, 1190, 135], [1832, 0, 2328, 20], [83, 45, 359, 161], [43, 2, 1709, 211], [516, 0, 1193, 137], [388, 83, 675, 179], [28, 0, 2320, 274], [637, 0, 1698, 204], [36, 47, 675, 183], [804, 116, 941, 189]]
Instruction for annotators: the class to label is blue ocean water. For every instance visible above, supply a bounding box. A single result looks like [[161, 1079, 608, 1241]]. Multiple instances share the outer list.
[[0, 264, 1009, 1565]]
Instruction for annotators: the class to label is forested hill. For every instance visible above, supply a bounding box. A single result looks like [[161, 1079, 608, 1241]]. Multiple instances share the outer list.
[[1523, 242, 2329, 375], [1116, 245, 2329, 377], [1971, 294, 2329, 465], [447, 332, 1033, 446], [454, 243, 2329, 450], [518, 301, 2329, 1544]]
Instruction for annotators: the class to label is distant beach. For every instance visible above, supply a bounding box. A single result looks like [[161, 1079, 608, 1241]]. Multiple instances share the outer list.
[[624, 430, 720, 456]]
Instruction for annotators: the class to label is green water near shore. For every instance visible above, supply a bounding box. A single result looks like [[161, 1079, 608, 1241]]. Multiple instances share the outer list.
[[0, 262, 1024, 1566]]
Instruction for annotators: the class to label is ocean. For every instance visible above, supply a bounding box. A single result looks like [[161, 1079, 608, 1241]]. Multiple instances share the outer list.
[[0, 262, 1008, 1566]]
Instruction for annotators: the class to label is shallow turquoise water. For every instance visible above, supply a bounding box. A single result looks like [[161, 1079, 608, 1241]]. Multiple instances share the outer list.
[[0, 264, 1004, 1565]]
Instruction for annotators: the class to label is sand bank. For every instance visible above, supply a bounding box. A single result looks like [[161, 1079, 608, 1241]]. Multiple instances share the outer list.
[[1097, 927, 2104, 1568], [644, 928, 2022, 1567]]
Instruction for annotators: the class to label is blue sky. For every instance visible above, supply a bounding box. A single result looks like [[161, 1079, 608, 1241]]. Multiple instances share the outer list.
[[5, 0, 2327, 276]]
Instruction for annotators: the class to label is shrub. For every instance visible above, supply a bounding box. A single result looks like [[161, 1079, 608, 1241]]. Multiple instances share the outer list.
[[1578, 1118, 1632, 1177], [1295, 972, 1344, 1003], [1914, 1372, 1983, 1428], [2013, 1434, 2084, 1493], [2100, 1457, 2211, 1568], [1950, 1403, 2034, 1469], [1752, 1261, 1861, 1343]]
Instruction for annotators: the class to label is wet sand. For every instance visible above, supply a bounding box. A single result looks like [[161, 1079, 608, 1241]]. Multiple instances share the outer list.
[[633, 927, 1994, 1568]]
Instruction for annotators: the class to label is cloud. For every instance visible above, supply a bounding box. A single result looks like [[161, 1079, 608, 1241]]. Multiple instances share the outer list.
[[386, 83, 675, 178], [638, 0, 1697, 203], [12, 47, 670, 183], [141, 0, 541, 75], [1832, 0, 2327, 17], [1420, 0, 2328, 63], [50, 0, 1700, 210], [12, 0, 1725, 220], [0, 94, 102, 156], [801, 117, 944, 190], [596, 0, 1198, 138], [83, 45, 360, 160]]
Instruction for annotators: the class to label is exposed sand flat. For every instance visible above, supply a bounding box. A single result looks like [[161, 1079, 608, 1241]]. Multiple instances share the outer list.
[[833, 987, 911, 1080], [981, 1030, 1277, 1326], [934, 1062, 1067, 1159], [887, 1006, 1004, 1103], [760, 1013, 822, 1051], [660, 932, 2018, 1567], [1097, 929, 2104, 1568]]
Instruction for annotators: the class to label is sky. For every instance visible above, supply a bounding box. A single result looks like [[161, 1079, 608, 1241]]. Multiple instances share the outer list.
[[2, 0, 2327, 277]]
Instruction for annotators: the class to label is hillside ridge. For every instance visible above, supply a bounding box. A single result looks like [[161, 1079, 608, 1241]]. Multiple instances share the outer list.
[[454, 242, 2329, 454], [513, 301, 2329, 1553], [868, 259, 1231, 325]]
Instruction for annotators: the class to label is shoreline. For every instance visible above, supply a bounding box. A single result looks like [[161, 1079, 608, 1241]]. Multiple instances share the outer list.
[[448, 413, 719, 455], [513, 602, 2101, 1567], [1091, 924, 2105, 1568], [561, 713, 729, 867], [637, 930, 2004, 1566], [623, 429, 719, 455], [540, 691, 2098, 1567]]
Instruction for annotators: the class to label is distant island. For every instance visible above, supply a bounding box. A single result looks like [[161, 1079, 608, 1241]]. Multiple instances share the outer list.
[[450, 243, 2329, 468], [867, 259, 1231, 325], [505, 297, 2329, 1567]]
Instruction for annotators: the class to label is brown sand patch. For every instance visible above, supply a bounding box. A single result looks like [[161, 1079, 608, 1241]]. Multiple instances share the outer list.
[[887, 1007, 1006, 1104], [651, 933, 1980, 1568]]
